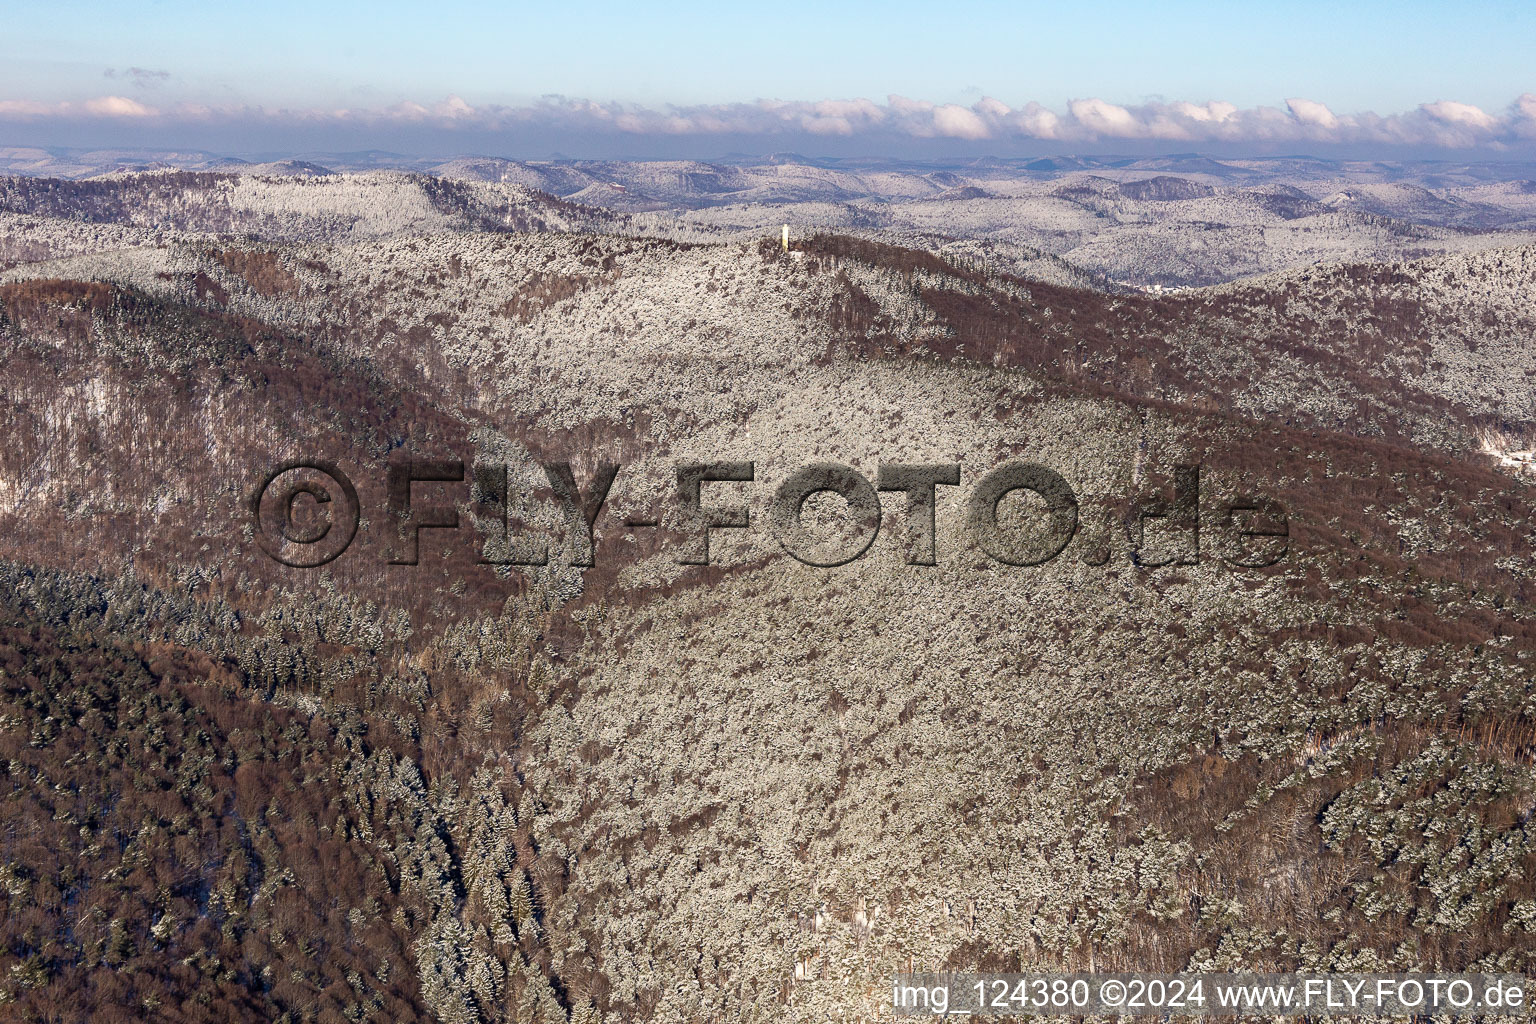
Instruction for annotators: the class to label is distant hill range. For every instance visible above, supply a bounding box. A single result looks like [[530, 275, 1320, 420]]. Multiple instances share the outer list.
[[4, 150, 1535, 288]]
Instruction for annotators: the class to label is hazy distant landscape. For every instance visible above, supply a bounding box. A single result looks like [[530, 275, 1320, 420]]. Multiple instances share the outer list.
[[7, 147, 1536, 292], [0, 141, 1534, 1022]]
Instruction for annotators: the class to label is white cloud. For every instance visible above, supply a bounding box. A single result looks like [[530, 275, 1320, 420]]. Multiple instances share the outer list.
[[4, 91, 1536, 150], [0, 99, 56, 117], [1511, 93, 1536, 139], [1285, 98, 1338, 130], [1172, 100, 1236, 123], [83, 95, 157, 118], [1009, 102, 1062, 139], [1421, 99, 1497, 130], [933, 104, 989, 139], [974, 96, 1011, 118], [1068, 98, 1143, 137], [435, 95, 476, 120]]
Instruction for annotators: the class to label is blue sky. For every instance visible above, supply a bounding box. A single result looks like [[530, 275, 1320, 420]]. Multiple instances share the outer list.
[[3, 0, 1534, 157]]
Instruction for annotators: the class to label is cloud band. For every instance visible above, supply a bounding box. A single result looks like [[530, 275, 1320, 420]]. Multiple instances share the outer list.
[[3, 92, 1535, 150]]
